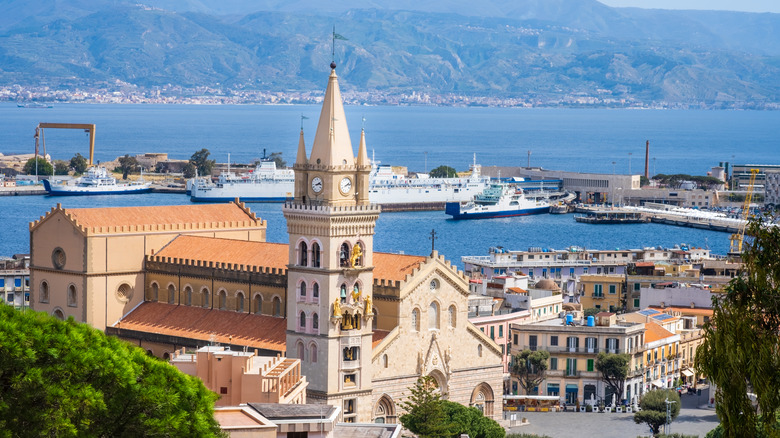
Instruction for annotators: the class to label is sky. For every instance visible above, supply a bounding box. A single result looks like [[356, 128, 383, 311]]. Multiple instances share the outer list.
[[597, 0, 780, 13]]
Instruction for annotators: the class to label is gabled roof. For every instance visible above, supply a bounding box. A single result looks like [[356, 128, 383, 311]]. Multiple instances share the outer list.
[[155, 235, 288, 270], [372, 252, 426, 283], [644, 321, 675, 344], [116, 302, 287, 353], [31, 201, 263, 233]]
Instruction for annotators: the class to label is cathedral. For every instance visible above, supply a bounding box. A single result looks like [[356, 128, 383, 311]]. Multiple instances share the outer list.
[[29, 63, 503, 423]]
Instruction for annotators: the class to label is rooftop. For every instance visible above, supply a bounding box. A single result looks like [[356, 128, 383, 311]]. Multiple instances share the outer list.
[[644, 321, 676, 343], [248, 403, 338, 421], [156, 235, 288, 269]]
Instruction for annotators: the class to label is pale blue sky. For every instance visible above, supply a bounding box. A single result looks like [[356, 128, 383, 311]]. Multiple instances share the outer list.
[[598, 0, 780, 13]]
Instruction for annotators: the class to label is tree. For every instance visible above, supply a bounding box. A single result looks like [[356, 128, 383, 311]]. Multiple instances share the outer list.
[[442, 400, 504, 438], [116, 154, 139, 179], [595, 352, 630, 405], [53, 160, 69, 175], [182, 162, 197, 178], [633, 389, 680, 435], [583, 307, 600, 318], [22, 157, 53, 176], [190, 148, 215, 177], [69, 153, 88, 174], [266, 152, 286, 168], [696, 217, 780, 438], [429, 165, 457, 178], [511, 349, 550, 395], [399, 376, 453, 438], [0, 306, 224, 437]]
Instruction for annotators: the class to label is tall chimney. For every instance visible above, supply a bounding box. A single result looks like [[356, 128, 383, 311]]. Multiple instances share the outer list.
[[644, 140, 649, 179]]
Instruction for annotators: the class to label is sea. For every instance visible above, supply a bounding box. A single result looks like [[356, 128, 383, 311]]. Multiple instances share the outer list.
[[2, 102, 780, 263]]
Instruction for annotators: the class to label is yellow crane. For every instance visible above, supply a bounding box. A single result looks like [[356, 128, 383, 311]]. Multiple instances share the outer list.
[[34, 123, 97, 166], [729, 168, 759, 254]]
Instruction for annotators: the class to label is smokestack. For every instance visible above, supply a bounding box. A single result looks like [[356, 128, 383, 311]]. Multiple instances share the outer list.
[[644, 140, 649, 179]]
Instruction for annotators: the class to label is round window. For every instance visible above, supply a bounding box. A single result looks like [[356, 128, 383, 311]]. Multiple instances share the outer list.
[[52, 248, 66, 269], [116, 283, 134, 302], [430, 279, 439, 292]]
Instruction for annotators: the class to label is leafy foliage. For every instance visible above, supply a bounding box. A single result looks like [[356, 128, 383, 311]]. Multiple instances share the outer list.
[[583, 307, 600, 317], [266, 152, 286, 168], [651, 174, 724, 189], [116, 154, 139, 179], [633, 389, 680, 435], [399, 376, 453, 438], [53, 160, 70, 175], [696, 218, 780, 438], [69, 153, 88, 174], [429, 165, 457, 178], [511, 349, 550, 395], [442, 400, 505, 438], [22, 157, 53, 176], [190, 148, 215, 177], [182, 162, 197, 178], [0, 306, 224, 437], [595, 352, 630, 404]]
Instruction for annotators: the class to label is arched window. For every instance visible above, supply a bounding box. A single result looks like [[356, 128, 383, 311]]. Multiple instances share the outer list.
[[40, 281, 49, 303], [448, 305, 457, 328], [372, 308, 378, 330], [383, 354, 388, 368], [312, 283, 319, 302], [339, 242, 350, 267], [299, 241, 308, 266], [53, 309, 64, 320], [311, 242, 321, 267], [340, 283, 347, 303], [185, 286, 193, 306], [67, 285, 77, 307], [429, 302, 440, 330], [299, 311, 306, 330], [310, 343, 318, 363], [312, 313, 319, 331], [150, 282, 158, 301], [300, 281, 307, 299], [219, 290, 227, 310], [478, 344, 483, 357], [253, 294, 262, 314], [168, 285, 175, 304], [237, 292, 245, 312], [411, 308, 420, 332], [273, 296, 282, 317], [202, 288, 210, 308], [297, 342, 305, 361]]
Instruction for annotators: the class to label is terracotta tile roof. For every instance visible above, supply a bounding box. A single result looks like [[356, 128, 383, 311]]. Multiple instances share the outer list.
[[649, 306, 714, 317], [156, 235, 288, 269], [373, 329, 391, 349], [116, 302, 287, 353], [644, 322, 676, 343], [64, 202, 259, 229], [373, 252, 426, 283], [635, 262, 655, 267], [507, 287, 527, 294]]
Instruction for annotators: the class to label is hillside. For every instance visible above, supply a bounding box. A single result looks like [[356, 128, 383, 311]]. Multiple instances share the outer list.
[[1, 0, 779, 108]]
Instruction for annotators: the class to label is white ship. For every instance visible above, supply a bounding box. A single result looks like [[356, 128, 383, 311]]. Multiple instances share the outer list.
[[42, 166, 152, 196], [190, 159, 295, 202], [445, 183, 552, 219], [190, 156, 492, 206]]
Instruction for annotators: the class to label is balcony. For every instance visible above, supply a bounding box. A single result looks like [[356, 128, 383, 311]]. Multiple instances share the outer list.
[[341, 359, 360, 371]]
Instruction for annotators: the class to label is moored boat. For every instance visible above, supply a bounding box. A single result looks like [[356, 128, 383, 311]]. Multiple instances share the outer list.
[[190, 159, 295, 202], [42, 167, 152, 196], [445, 183, 551, 220], [574, 210, 648, 224]]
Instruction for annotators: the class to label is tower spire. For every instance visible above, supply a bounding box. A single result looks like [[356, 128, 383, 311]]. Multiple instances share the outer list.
[[295, 128, 307, 166], [309, 66, 354, 168], [357, 128, 369, 168]]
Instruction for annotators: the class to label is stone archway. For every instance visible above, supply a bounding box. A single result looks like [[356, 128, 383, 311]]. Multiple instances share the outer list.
[[428, 369, 449, 399], [470, 382, 495, 418], [373, 394, 396, 424]]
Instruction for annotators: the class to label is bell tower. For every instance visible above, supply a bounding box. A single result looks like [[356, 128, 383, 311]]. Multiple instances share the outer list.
[[283, 62, 378, 422]]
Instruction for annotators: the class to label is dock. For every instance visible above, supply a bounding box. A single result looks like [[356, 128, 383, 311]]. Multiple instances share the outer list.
[[618, 206, 743, 233], [0, 186, 47, 196]]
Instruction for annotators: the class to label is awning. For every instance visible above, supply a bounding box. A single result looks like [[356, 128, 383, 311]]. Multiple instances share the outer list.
[[682, 369, 695, 377], [651, 380, 664, 388]]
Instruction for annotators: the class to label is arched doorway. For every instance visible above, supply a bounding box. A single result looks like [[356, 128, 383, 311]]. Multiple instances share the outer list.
[[373, 394, 396, 424], [470, 383, 495, 418], [428, 369, 448, 399]]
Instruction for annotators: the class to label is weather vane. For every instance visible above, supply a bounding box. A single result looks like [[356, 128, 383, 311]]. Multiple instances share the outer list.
[[300, 114, 309, 130], [331, 26, 348, 65]]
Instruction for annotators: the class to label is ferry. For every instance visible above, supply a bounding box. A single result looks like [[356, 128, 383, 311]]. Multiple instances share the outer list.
[[42, 167, 152, 196], [189, 157, 492, 205], [444, 183, 552, 220], [190, 159, 295, 202]]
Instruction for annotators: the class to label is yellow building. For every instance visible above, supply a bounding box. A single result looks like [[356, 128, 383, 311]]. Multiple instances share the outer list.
[[579, 274, 625, 313]]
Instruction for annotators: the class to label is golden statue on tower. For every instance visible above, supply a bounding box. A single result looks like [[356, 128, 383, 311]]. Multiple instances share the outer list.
[[350, 243, 362, 268]]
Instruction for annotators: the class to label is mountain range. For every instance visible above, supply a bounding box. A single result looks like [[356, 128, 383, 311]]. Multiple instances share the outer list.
[[1, 0, 779, 107]]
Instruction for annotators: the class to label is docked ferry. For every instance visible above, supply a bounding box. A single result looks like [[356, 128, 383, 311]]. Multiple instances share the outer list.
[[445, 183, 552, 220], [190, 160, 295, 202], [42, 167, 152, 196]]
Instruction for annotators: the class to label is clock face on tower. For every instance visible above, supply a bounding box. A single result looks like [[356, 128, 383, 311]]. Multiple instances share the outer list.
[[339, 177, 352, 195], [311, 176, 323, 193]]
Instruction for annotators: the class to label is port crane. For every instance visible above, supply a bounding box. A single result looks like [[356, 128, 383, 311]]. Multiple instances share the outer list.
[[729, 168, 759, 254], [34, 123, 97, 166]]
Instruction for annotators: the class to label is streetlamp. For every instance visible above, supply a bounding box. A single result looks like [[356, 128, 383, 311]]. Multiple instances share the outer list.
[[665, 397, 677, 435]]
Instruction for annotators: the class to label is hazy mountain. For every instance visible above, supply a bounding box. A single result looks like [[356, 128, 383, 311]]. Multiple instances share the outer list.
[[1, 0, 779, 107]]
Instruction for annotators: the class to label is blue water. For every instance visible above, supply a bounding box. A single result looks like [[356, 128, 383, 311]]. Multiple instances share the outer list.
[[2, 103, 779, 261]]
